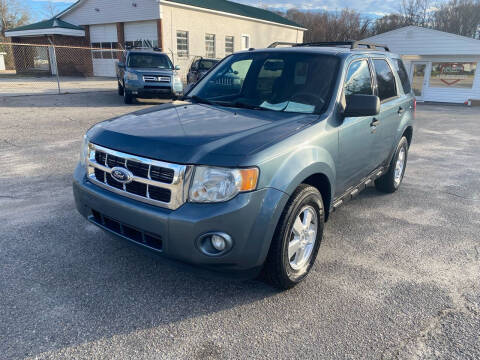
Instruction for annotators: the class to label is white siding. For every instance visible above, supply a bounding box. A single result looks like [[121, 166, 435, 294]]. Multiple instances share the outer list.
[[124, 20, 158, 42], [61, 0, 160, 26], [363, 26, 480, 56]]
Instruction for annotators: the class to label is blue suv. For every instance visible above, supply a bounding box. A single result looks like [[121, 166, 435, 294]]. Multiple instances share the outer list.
[[116, 49, 184, 104], [75, 41, 414, 289]]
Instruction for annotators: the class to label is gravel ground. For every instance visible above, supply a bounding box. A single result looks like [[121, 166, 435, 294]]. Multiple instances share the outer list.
[[1, 93, 479, 360]]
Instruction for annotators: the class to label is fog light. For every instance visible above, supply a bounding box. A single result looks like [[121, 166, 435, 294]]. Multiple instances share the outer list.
[[211, 234, 226, 251], [197, 232, 233, 256]]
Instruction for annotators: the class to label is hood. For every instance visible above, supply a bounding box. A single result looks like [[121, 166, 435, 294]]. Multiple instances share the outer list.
[[88, 102, 319, 166]]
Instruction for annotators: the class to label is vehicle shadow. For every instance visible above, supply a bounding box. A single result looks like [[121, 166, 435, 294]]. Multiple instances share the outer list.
[[0, 176, 279, 358], [0, 91, 172, 108]]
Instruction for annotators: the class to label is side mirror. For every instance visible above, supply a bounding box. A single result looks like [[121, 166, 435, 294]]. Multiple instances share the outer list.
[[175, 65, 180, 71], [344, 94, 380, 117]]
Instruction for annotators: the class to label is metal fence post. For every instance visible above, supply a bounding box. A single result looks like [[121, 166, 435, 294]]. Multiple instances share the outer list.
[[48, 39, 61, 94]]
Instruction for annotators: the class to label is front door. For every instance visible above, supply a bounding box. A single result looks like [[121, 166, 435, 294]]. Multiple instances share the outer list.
[[337, 59, 378, 195], [410, 62, 429, 101]]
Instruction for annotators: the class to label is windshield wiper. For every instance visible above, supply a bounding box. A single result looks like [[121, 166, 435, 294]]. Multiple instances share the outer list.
[[222, 101, 267, 111], [186, 95, 218, 106]]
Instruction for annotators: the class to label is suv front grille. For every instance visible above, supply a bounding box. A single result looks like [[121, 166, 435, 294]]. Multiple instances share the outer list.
[[86, 143, 192, 209], [143, 75, 170, 83]]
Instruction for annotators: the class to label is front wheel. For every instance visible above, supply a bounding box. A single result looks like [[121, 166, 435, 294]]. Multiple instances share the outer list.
[[124, 89, 135, 104], [117, 80, 124, 96], [262, 184, 324, 289], [375, 136, 409, 193]]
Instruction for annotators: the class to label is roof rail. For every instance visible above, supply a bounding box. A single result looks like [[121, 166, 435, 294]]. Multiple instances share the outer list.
[[267, 41, 298, 48], [296, 41, 390, 52]]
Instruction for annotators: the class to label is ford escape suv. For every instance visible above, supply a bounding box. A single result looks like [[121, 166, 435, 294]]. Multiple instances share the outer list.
[[74, 41, 414, 289]]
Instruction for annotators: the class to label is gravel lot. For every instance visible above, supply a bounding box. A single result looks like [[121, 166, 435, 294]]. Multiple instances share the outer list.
[[1, 92, 479, 360]]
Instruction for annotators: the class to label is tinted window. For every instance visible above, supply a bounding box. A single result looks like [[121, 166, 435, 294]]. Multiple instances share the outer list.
[[344, 60, 373, 96], [393, 59, 411, 93], [198, 59, 219, 70], [373, 59, 397, 101], [190, 52, 340, 114], [127, 53, 172, 69]]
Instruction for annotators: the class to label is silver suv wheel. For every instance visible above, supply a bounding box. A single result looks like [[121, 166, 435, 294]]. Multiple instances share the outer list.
[[288, 206, 318, 270]]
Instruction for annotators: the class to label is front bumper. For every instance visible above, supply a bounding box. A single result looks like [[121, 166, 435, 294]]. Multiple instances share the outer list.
[[73, 164, 288, 273], [125, 80, 181, 98]]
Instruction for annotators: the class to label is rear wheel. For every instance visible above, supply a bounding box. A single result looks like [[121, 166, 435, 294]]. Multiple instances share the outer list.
[[375, 136, 409, 193], [262, 184, 324, 289]]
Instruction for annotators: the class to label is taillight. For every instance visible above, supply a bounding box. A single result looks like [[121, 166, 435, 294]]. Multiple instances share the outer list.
[[413, 99, 417, 117]]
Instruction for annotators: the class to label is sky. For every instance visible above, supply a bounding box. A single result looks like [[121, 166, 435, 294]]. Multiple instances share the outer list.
[[25, 0, 416, 21]]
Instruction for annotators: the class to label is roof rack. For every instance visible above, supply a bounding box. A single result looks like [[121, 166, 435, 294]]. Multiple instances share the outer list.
[[267, 41, 390, 52], [268, 42, 298, 48], [297, 41, 390, 51], [125, 45, 163, 52]]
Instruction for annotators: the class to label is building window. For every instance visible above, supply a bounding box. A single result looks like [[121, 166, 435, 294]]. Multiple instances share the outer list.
[[205, 33, 216, 58], [176, 31, 189, 57], [225, 36, 234, 55], [91, 42, 118, 60], [241, 35, 250, 50], [429, 62, 477, 89]]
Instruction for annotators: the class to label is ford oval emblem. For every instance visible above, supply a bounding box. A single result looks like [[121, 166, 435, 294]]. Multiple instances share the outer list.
[[110, 167, 133, 184]]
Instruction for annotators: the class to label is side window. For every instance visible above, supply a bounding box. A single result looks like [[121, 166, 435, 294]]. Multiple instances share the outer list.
[[393, 58, 411, 94], [344, 60, 373, 96], [373, 59, 397, 101]]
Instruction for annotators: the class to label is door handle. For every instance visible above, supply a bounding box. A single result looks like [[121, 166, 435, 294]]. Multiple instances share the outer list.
[[398, 107, 405, 115], [370, 118, 380, 127]]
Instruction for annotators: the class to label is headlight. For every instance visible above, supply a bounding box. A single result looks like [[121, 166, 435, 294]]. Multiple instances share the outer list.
[[79, 135, 89, 166], [173, 75, 183, 92], [125, 71, 139, 81], [189, 166, 259, 203]]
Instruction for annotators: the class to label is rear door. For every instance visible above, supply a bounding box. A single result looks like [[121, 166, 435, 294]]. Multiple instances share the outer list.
[[370, 58, 405, 166], [337, 58, 379, 193]]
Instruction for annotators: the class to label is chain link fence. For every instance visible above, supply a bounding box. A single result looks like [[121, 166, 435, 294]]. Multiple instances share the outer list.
[[0, 42, 205, 97]]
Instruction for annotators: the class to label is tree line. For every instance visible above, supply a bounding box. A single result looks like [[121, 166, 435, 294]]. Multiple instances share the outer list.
[[1, 0, 480, 43], [282, 0, 480, 42]]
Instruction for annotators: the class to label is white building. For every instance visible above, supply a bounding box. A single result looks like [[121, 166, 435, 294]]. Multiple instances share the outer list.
[[363, 26, 480, 103], [6, 0, 305, 77]]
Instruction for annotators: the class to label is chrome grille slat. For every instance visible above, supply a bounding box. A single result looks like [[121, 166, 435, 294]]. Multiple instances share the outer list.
[[86, 143, 193, 210]]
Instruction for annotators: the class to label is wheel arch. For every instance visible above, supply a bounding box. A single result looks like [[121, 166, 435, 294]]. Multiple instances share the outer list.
[[402, 126, 413, 147]]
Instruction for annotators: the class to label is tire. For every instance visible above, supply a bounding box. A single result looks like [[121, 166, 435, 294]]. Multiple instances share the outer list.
[[117, 80, 124, 96], [262, 184, 324, 289], [124, 89, 134, 104], [375, 136, 409, 193]]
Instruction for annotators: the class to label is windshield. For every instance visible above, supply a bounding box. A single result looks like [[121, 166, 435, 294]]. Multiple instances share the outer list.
[[128, 53, 173, 69], [198, 59, 219, 70], [188, 52, 340, 114]]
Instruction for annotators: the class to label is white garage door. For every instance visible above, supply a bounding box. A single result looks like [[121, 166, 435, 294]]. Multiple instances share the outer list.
[[124, 20, 158, 48], [90, 24, 118, 77]]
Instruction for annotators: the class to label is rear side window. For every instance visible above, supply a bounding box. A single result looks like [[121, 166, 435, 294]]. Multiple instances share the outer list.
[[344, 60, 373, 96], [392, 59, 412, 94], [373, 59, 397, 101]]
